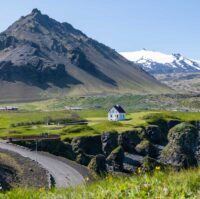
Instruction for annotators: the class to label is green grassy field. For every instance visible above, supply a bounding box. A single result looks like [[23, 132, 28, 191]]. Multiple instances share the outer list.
[[1, 168, 199, 199], [2, 94, 200, 112], [0, 109, 200, 139]]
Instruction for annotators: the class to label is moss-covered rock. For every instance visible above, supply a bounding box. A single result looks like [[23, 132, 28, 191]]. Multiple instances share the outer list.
[[106, 146, 124, 171], [135, 140, 158, 158], [71, 135, 102, 155], [145, 125, 163, 144], [88, 154, 106, 174], [118, 130, 142, 153], [142, 156, 160, 172], [76, 152, 93, 166], [160, 122, 198, 168], [145, 116, 169, 143]]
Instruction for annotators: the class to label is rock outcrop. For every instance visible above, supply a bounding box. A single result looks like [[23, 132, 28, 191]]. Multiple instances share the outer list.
[[106, 146, 124, 171], [145, 125, 162, 144], [71, 135, 102, 155], [135, 140, 158, 158], [101, 131, 118, 156], [118, 130, 141, 153], [160, 122, 199, 168], [88, 154, 107, 174]]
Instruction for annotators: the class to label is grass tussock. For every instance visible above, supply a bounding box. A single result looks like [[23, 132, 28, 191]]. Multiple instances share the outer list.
[[0, 168, 199, 199]]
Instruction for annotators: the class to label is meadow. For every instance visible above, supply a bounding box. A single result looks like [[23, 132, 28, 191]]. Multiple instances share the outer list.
[[0, 168, 199, 199], [0, 108, 200, 139]]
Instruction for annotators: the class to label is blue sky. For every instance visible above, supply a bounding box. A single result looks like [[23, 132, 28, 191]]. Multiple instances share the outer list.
[[0, 0, 199, 59]]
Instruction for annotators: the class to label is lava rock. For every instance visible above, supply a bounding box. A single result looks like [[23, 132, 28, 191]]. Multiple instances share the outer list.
[[135, 140, 158, 158], [76, 152, 93, 166], [101, 131, 118, 156], [88, 154, 106, 174], [145, 125, 162, 144], [13, 140, 76, 161], [142, 156, 160, 172], [160, 122, 199, 168], [106, 146, 124, 171], [71, 135, 102, 155], [118, 130, 141, 153]]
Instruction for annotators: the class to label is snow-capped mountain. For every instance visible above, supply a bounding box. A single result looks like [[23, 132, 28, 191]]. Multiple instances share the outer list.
[[120, 50, 200, 74]]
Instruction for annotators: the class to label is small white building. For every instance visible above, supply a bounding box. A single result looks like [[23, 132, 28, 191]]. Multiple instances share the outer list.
[[108, 105, 126, 121]]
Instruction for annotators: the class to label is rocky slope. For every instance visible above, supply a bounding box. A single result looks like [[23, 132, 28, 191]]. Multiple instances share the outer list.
[[121, 50, 200, 74], [0, 9, 169, 100]]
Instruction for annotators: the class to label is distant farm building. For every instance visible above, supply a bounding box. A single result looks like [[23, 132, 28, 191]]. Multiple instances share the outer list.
[[64, 106, 83, 110], [0, 106, 18, 111], [108, 105, 126, 121]]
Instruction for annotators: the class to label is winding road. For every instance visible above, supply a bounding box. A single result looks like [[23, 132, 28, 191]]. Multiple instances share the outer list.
[[0, 141, 86, 188]]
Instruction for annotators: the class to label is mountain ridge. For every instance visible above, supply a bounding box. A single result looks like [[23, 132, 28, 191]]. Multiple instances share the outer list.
[[0, 9, 169, 100], [120, 50, 200, 74]]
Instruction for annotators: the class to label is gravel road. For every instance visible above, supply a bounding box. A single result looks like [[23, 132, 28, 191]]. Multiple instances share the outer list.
[[0, 141, 86, 188]]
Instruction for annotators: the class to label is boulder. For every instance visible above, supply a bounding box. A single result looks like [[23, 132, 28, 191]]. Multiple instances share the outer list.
[[101, 131, 118, 156], [88, 154, 107, 174], [71, 135, 102, 155], [135, 140, 158, 158], [76, 152, 93, 166], [145, 125, 163, 144], [142, 156, 160, 172], [160, 122, 198, 168], [106, 146, 124, 171], [118, 130, 141, 153]]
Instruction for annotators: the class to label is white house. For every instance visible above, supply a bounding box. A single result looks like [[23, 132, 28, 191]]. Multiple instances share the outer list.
[[108, 105, 126, 121]]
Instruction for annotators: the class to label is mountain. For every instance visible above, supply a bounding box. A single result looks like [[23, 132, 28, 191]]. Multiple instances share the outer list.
[[0, 9, 169, 100], [120, 50, 200, 74]]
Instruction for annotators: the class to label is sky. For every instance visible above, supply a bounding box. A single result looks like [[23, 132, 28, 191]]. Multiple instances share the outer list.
[[0, 0, 199, 59]]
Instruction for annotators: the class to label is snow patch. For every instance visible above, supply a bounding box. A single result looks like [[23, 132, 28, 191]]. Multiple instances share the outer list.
[[120, 50, 200, 73]]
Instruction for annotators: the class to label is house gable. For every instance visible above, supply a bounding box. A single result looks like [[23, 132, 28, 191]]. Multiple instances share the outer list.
[[108, 105, 126, 121]]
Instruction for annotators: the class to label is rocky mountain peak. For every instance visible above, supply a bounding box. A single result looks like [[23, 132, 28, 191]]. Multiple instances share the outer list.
[[0, 10, 169, 100], [31, 8, 42, 16]]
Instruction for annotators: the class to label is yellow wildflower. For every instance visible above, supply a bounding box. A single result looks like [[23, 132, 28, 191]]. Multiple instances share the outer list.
[[155, 166, 161, 171], [85, 177, 90, 181]]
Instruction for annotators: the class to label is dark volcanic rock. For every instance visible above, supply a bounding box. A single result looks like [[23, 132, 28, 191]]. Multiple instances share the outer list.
[[13, 140, 76, 161], [142, 156, 160, 172], [135, 140, 158, 158], [88, 154, 106, 174], [106, 146, 124, 171], [118, 130, 141, 153], [76, 152, 93, 166], [145, 125, 162, 144], [101, 131, 118, 156], [71, 135, 102, 155], [160, 122, 199, 168]]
